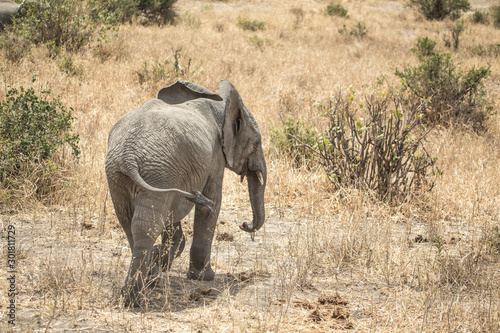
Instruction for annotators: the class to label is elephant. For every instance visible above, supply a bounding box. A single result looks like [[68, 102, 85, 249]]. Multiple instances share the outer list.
[[105, 80, 267, 307], [0, 0, 25, 29], [0, 0, 42, 30]]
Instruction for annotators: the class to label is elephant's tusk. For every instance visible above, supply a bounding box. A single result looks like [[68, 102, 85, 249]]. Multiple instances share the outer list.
[[256, 171, 264, 185]]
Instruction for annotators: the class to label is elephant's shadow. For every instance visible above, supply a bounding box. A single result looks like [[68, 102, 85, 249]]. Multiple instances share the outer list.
[[136, 270, 268, 312]]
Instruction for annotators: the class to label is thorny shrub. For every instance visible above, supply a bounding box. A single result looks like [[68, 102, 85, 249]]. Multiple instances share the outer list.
[[313, 88, 439, 201], [0, 78, 80, 200], [397, 39, 491, 132]]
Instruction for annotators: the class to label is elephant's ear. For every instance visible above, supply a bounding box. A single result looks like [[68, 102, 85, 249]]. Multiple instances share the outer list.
[[220, 80, 243, 168], [157, 80, 222, 105]]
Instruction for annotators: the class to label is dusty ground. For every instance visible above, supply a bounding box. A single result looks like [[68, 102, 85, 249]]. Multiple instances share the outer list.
[[1, 183, 498, 331]]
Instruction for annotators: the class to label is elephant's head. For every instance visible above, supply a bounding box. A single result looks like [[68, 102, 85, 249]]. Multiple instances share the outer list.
[[220, 80, 267, 233], [157, 80, 267, 233]]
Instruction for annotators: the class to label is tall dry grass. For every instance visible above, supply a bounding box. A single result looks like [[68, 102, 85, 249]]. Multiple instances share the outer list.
[[0, 0, 499, 331]]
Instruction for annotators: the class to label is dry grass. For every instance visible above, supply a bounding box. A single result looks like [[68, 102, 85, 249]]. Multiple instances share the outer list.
[[1, 0, 499, 331]]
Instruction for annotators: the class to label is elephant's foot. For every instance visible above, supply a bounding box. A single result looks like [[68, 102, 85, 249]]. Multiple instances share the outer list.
[[187, 264, 215, 281], [122, 286, 147, 308], [122, 265, 158, 308]]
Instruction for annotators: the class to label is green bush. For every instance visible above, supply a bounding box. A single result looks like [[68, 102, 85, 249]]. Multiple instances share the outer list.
[[138, 59, 170, 84], [90, 0, 178, 25], [0, 78, 80, 198], [492, 5, 500, 29], [470, 43, 500, 57], [270, 117, 317, 169], [88, 0, 137, 24], [396, 43, 491, 132], [443, 19, 465, 50], [137, 47, 200, 84], [237, 18, 266, 31], [471, 10, 489, 24], [58, 54, 85, 78], [338, 22, 368, 38], [2, 0, 117, 60], [412, 37, 437, 59], [325, 2, 349, 18], [408, 0, 471, 20], [490, 226, 500, 255], [248, 35, 273, 48], [315, 88, 439, 201]]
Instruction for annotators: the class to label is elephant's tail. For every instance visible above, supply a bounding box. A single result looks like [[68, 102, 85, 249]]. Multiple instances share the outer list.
[[127, 169, 214, 211]]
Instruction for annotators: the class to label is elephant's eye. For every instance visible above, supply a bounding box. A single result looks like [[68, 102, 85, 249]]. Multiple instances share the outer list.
[[253, 141, 260, 151], [234, 117, 242, 135]]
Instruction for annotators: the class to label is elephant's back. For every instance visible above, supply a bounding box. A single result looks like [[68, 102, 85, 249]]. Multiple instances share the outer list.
[[106, 99, 220, 190], [0, 0, 19, 24], [0, 0, 20, 13], [112, 99, 217, 147]]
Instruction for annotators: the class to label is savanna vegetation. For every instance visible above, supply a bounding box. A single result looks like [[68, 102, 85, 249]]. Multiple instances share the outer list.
[[0, 0, 499, 331]]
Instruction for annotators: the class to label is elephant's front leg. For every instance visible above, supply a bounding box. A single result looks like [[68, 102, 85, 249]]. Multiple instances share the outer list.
[[188, 182, 222, 281]]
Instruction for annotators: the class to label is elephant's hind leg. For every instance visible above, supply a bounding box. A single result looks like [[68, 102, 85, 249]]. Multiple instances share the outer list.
[[122, 195, 164, 307], [107, 176, 135, 250], [151, 221, 186, 272]]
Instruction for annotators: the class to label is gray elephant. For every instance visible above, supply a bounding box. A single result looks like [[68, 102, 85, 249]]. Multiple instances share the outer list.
[[105, 80, 267, 307], [0, 0, 26, 29]]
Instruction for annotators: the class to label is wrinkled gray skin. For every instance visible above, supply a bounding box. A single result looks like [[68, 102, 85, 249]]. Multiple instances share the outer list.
[[105, 80, 267, 307], [0, 0, 27, 29]]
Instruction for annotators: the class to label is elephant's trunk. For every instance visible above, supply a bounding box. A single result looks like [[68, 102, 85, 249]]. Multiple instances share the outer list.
[[240, 169, 266, 233]]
